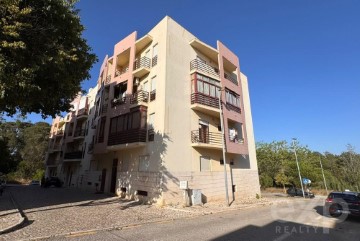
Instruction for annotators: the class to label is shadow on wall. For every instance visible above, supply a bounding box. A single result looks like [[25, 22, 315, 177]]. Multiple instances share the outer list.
[[117, 130, 179, 204]]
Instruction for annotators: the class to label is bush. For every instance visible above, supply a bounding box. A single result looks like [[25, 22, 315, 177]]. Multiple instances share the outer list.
[[260, 174, 273, 189], [33, 169, 45, 181]]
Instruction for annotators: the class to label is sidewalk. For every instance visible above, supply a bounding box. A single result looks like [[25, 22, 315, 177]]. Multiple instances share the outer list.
[[0, 187, 25, 234]]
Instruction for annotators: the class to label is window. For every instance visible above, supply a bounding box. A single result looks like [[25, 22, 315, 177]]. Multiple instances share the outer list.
[[150, 76, 156, 101], [200, 156, 210, 171], [138, 155, 150, 172], [148, 113, 155, 141], [152, 44, 158, 67], [98, 117, 106, 143], [225, 89, 240, 108]]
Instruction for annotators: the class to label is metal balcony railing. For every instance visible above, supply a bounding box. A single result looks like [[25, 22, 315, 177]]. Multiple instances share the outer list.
[[64, 151, 82, 160], [191, 92, 219, 109], [130, 90, 149, 104], [225, 103, 241, 114], [134, 56, 151, 70], [224, 72, 238, 85], [190, 59, 219, 78], [152, 55, 158, 67], [191, 130, 223, 146], [108, 128, 147, 146]]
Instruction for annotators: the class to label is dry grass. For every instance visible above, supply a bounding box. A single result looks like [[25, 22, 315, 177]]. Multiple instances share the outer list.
[[263, 187, 331, 196]]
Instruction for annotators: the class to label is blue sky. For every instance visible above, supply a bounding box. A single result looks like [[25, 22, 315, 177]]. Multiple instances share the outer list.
[[20, 0, 360, 154]]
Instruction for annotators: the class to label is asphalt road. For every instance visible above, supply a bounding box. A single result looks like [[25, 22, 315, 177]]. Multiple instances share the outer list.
[[49, 198, 360, 241]]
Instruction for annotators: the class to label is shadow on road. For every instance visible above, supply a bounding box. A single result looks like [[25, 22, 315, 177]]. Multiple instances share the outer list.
[[210, 220, 336, 241], [7, 185, 110, 212]]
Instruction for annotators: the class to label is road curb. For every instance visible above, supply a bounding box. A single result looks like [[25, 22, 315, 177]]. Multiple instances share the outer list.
[[26, 198, 292, 240]]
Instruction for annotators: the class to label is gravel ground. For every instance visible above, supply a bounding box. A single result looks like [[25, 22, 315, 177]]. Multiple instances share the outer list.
[[0, 187, 290, 241]]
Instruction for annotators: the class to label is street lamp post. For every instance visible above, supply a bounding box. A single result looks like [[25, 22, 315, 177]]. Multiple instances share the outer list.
[[319, 158, 328, 195], [218, 88, 230, 206], [292, 138, 305, 198]]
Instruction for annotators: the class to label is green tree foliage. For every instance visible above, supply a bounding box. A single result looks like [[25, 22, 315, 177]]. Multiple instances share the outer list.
[[18, 122, 50, 179], [0, 0, 97, 117], [0, 121, 50, 180], [256, 141, 360, 191], [0, 137, 14, 173]]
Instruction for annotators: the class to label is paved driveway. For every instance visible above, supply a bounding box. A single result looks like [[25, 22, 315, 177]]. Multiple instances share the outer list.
[[0, 186, 195, 240]]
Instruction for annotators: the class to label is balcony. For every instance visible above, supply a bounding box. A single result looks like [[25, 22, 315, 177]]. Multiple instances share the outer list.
[[225, 103, 241, 114], [77, 108, 88, 119], [101, 103, 108, 114], [130, 90, 149, 105], [150, 90, 156, 101], [107, 128, 147, 150], [190, 59, 220, 79], [115, 66, 129, 77], [64, 151, 82, 161], [191, 130, 222, 150], [46, 158, 59, 166], [191, 93, 220, 117], [111, 97, 127, 107], [74, 129, 86, 138], [53, 143, 61, 151], [224, 72, 238, 85], [55, 130, 64, 136], [133, 56, 151, 78]]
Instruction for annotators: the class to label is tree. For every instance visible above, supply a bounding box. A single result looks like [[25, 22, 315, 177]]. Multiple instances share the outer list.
[[18, 122, 50, 179], [0, 137, 15, 173], [275, 171, 290, 193], [0, 0, 97, 117]]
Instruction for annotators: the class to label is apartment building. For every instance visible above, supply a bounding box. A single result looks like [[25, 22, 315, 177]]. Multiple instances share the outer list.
[[45, 16, 260, 204]]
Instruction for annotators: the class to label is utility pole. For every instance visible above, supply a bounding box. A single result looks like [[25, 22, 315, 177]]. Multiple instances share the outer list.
[[319, 158, 328, 195], [292, 138, 305, 198], [219, 88, 229, 206]]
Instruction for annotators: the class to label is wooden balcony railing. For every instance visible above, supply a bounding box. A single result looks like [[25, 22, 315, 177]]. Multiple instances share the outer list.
[[190, 59, 219, 78], [130, 90, 149, 104], [191, 92, 219, 109], [64, 151, 82, 160], [224, 72, 238, 85], [108, 128, 147, 146], [191, 130, 223, 146], [134, 56, 151, 70]]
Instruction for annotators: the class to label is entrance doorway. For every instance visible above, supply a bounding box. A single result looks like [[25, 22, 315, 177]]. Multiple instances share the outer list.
[[110, 159, 118, 194], [199, 120, 209, 143], [100, 168, 106, 193]]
